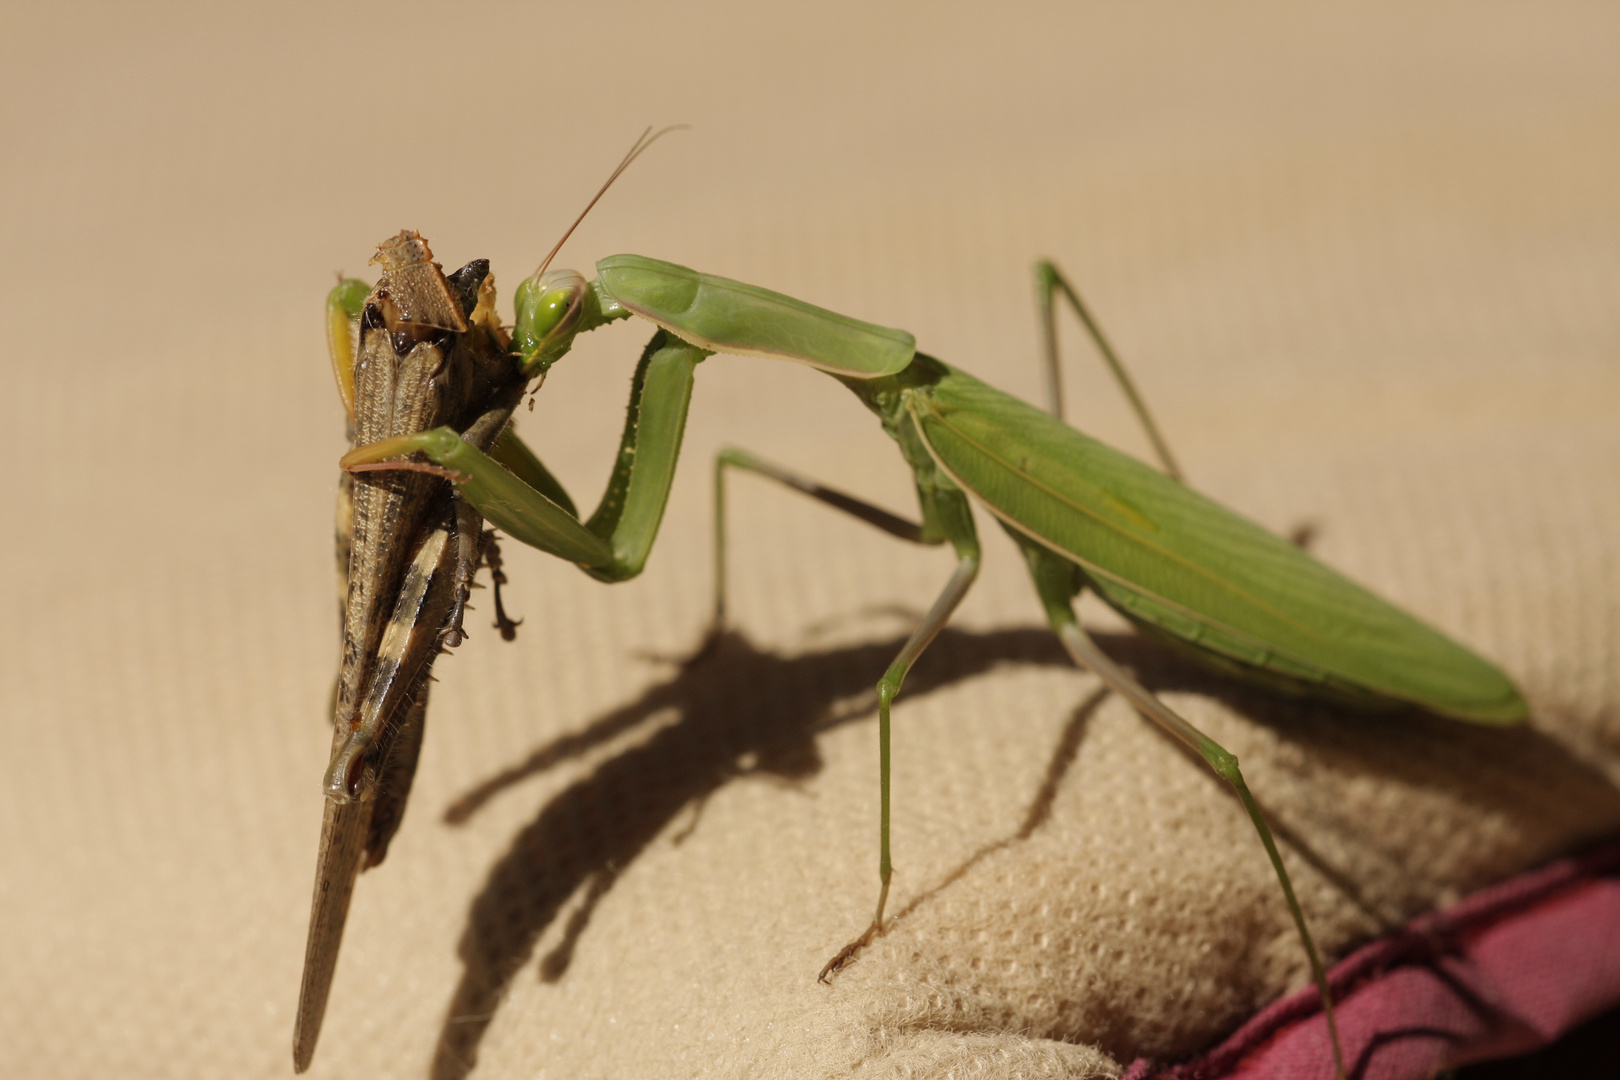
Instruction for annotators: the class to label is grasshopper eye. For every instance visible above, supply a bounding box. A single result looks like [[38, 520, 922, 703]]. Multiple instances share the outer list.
[[513, 269, 587, 373]]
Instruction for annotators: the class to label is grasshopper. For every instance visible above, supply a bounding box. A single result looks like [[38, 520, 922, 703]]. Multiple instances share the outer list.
[[296, 232, 526, 1071]]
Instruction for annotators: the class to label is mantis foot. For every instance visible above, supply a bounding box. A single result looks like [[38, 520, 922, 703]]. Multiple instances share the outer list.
[[818, 919, 883, 982]]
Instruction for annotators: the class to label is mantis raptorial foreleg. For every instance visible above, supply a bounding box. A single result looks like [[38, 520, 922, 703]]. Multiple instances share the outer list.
[[343, 329, 708, 580]]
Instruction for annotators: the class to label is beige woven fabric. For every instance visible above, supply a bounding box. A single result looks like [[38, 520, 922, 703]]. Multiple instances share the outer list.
[[3, 3, 1617, 1077]]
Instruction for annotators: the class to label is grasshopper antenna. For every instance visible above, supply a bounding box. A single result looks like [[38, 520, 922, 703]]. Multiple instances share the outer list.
[[533, 125, 689, 279]]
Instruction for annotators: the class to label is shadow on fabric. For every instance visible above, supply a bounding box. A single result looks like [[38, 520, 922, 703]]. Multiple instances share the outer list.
[[425, 624, 1619, 1079]]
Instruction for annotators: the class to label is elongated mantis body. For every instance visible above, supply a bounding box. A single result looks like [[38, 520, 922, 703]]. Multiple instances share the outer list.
[[296, 182, 1527, 1073]]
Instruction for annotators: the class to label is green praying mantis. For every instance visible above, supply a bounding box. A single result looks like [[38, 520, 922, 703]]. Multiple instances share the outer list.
[[295, 133, 1528, 1075]]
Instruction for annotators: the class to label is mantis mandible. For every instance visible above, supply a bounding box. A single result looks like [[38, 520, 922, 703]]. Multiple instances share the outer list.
[[295, 133, 1528, 1075]]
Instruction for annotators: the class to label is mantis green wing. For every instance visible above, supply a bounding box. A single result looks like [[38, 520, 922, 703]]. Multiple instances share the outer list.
[[903, 363, 1528, 724]]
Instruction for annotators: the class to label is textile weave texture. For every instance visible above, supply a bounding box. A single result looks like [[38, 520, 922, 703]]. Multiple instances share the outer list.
[[2, 3, 1616, 1078]]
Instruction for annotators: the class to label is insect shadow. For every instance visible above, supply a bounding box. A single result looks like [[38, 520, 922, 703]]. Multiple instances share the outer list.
[[426, 623, 1620, 1080], [427, 622, 1103, 1078]]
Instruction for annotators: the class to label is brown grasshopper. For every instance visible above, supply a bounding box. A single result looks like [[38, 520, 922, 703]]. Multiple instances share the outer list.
[[295, 232, 524, 1072], [295, 131, 676, 1072]]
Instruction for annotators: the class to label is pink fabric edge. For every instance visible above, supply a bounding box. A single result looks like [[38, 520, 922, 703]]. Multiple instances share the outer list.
[[1121, 836, 1620, 1080]]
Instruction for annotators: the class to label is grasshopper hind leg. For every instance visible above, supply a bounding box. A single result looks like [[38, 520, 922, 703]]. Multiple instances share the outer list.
[[363, 688, 428, 868], [367, 509, 522, 864], [298, 505, 462, 1071], [295, 656, 435, 1071]]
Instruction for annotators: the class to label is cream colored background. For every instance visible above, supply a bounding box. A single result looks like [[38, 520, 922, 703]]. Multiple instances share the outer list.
[[3, 2, 1617, 1077]]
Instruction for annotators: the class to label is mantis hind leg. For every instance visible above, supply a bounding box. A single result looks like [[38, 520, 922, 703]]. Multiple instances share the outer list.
[[1034, 261, 1183, 481], [1017, 535, 1347, 1079]]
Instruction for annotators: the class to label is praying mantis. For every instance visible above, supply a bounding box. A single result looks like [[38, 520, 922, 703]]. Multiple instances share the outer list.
[[294, 135, 1528, 1075]]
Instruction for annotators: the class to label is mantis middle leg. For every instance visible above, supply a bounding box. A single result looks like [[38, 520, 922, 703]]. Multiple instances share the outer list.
[[707, 446, 983, 978]]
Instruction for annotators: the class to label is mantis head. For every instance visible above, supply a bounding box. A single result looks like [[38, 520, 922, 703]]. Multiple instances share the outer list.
[[513, 267, 589, 377], [512, 125, 687, 379]]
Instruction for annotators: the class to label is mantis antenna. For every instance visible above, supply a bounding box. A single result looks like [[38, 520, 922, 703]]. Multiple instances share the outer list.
[[532, 124, 690, 280]]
